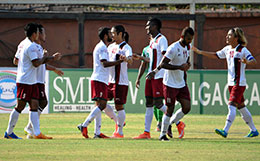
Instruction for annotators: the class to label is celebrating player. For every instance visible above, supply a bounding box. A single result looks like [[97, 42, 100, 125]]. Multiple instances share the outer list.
[[4, 22, 61, 139], [107, 25, 133, 138], [133, 18, 171, 139], [77, 27, 125, 138], [23, 24, 64, 138], [192, 27, 258, 138], [146, 27, 194, 141]]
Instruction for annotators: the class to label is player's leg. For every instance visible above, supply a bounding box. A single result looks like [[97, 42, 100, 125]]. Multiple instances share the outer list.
[[160, 104, 174, 141], [154, 107, 163, 132], [104, 83, 118, 124], [24, 99, 47, 136], [93, 99, 109, 138], [78, 81, 106, 138], [113, 104, 125, 138], [216, 86, 237, 138], [133, 79, 153, 139], [103, 104, 118, 124], [4, 99, 26, 139], [170, 98, 190, 139], [238, 103, 258, 137], [159, 85, 177, 141], [112, 84, 128, 138]]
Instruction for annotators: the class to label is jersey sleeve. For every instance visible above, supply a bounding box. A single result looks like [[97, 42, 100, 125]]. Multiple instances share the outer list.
[[15, 49, 20, 59], [164, 46, 175, 60], [99, 46, 108, 61], [242, 47, 255, 61], [216, 46, 227, 59], [125, 45, 133, 57], [159, 37, 168, 53], [27, 45, 39, 61]]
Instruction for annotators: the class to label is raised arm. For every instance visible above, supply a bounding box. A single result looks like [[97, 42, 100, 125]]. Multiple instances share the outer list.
[[192, 46, 219, 59]]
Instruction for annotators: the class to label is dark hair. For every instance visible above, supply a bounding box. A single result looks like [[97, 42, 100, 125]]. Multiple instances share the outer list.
[[181, 27, 195, 37], [98, 27, 110, 40], [24, 22, 38, 38], [148, 18, 162, 32], [123, 31, 129, 43], [37, 24, 44, 33], [112, 25, 125, 38]]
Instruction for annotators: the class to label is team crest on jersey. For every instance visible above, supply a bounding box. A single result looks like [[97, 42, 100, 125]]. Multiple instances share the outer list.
[[0, 71, 17, 111]]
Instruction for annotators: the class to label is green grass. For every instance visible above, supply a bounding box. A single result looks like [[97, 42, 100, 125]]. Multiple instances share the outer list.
[[0, 113, 260, 161]]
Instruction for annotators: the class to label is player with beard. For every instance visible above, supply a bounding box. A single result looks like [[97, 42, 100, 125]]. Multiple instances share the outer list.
[[146, 27, 194, 141], [77, 27, 125, 138]]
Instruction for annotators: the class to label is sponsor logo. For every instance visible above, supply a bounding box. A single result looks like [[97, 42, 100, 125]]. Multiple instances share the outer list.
[[0, 71, 17, 110]]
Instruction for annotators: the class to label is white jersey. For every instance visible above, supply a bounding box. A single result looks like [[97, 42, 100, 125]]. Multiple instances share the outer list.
[[148, 33, 168, 79], [35, 43, 46, 84], [15, 38, 39, 85], [90, 40, 109, 85], [216, 45, 254, 86], [163, 41, 190, 88], [108, 41, 132, 86]]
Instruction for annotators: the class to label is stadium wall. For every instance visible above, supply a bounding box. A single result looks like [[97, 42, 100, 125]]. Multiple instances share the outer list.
[[0, 12, 260, 69]]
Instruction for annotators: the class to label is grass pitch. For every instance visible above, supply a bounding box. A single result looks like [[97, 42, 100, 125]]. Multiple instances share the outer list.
[[0, 113, 259, 161]]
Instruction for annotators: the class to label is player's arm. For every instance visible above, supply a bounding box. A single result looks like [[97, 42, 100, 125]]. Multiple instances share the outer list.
[[241, 49, 257, 65], [132, 53, 150, 63], [46, 64, 64, 76], [101, 59, 124, 68], [13, 57, 19, 66], [126, 56, 133, 65], [135, 61, 147, 89], [32, 52, 62, 67], [159, 56, 190, 71], [192, 46, 218, 59], [146, 57, 189, 80]]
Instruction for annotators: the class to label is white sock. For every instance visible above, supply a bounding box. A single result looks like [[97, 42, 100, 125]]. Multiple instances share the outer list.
[[117, 110, 125, 135], [159, 105, 167, 113], [144, 107, 153, 133], [38, 108, 42, 118], [103, 104, 117, 123], [27, 107, 43, 130], [94, 112, 102, 135], [6, 109, 20, 134], [82, 107, 101, 127], [30, 111, 41, 136], [239, 107, 257, 132], [160, 114, 170, 138], [223, 105, 236, 133], [170, 108, 185, 125]]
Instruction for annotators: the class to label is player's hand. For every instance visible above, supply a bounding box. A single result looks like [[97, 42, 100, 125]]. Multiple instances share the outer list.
[[119, 55, 126, 61], [135, 80, 140, 89], [126, 56, 133, 65], [53, 52, 62, 61], [146, 71, 155, 80], [54, 68, 64, 76], [180, 63, 190, 71], [240, 58, 248, 64]]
